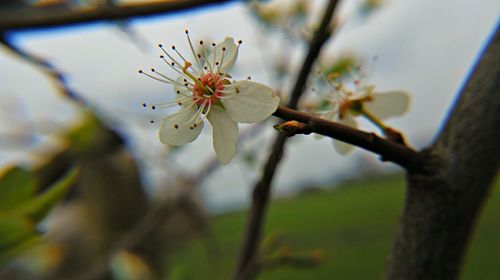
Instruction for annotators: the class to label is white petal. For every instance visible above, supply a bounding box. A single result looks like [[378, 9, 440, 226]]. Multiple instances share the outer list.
[[207, 105, 238, 165], [159, 105, 203, 146], [221, 80, 280, 123], [333, 113, 357, 155], [363, 91, 410, 120], [207, 37, 238, 74]]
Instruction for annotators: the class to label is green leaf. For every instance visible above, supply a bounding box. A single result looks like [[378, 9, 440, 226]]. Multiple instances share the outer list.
[[0, 214, 37, 256], [16, 167, 79, 223], [0, 167, 37, 212]]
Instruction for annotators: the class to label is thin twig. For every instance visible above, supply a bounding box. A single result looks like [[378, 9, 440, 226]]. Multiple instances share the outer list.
[[273, 106, 424, 171], [0, 36, 81, 102], [233, 1, 340, 279]]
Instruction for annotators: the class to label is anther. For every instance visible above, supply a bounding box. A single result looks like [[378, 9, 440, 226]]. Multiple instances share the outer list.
[[216, 62, 220, 66], [176, 90, 180, 94], [199, 40, 204, 45], [194, 123, 197, 127], [151, 68, 155, 72], [142, 102, 147, 107], [212, 43, 216, 47], [238, 40, 242, 44], [185, 29, 189, 34], [184, 83, 188, 86], [247, 76, 251, 80], [160, 55, 164, 58], [151, 105, 156, 110], [171, 45, 176, 50], [171, 62, 175, 66], [150, 120, 155, 124], [158, 44, 163, 48], [190, 126, 194, 130], [138, 70, 143, 73], [174, 124, 179, 129], [222, 47, 226, 51], [197, 54, 202, 58]]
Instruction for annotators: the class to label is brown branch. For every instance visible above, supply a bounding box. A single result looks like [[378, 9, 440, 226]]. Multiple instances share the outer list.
[[0, 0, 232, 31], [233, 1, 340, 279], [272, 106, 424, 172]]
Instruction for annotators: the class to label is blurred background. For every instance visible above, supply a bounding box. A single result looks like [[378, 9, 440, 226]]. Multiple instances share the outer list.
[[0, 0, 498, 279]]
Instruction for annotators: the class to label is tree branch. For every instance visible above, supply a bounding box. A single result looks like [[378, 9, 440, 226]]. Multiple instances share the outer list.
[[272, 106, 423, 171], [0, 0, 232, 31], [233, 1, 340, 279]]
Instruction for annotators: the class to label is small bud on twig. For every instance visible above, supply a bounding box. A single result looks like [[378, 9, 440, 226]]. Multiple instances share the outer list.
[[273, 120, 312, 136]]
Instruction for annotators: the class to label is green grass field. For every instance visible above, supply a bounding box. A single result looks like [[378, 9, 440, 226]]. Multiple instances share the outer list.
[[169, 174, 500, 279]]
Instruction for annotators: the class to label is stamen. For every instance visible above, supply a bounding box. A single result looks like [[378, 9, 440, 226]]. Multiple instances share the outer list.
[[212, 43, 217, 72], [218, 46, 226, 72], [159, 44, 183, 69], [149, 68, 188, 87], [185, 29, 203, 69], [139, 69, 177, 85], [182, 62, 210, 93]]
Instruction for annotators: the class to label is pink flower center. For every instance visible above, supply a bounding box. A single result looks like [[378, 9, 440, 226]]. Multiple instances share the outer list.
[[192, 73, 225, 105]]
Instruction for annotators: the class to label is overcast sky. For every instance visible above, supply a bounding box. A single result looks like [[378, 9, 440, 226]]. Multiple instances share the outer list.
[[0, 0, 498, 211]]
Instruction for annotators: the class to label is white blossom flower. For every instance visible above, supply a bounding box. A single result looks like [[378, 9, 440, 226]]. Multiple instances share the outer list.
[[316, 70, 410, 155], [140, 31, 280, 164]]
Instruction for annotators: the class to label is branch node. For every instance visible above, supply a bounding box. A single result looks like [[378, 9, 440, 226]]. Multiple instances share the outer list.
[[273, 121, 311, 137]]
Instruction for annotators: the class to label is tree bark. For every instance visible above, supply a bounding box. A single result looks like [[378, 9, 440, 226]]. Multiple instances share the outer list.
[[385, 25, 500, 280]]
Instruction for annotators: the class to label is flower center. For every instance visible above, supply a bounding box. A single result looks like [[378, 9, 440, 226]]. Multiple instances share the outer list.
[[192, 73, 225, 105]]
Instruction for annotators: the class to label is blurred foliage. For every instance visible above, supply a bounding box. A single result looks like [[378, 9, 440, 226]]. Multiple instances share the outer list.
[[250, 0, 310, 40], [111, 250, 154, 280], [360, 0, 384, 17], [0, 166, 78, 264], [322, 56, 359, 79]]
